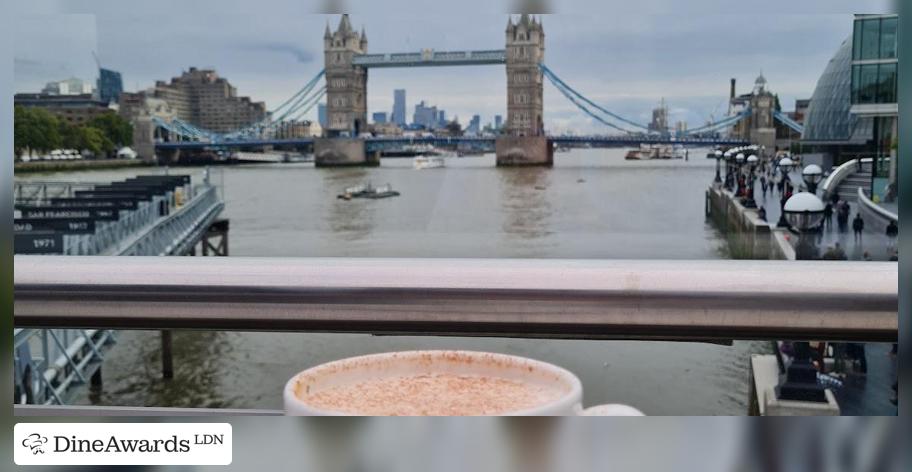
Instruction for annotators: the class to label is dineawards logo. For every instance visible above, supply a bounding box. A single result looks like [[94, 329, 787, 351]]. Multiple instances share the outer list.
[[15, 423, 232, 465]]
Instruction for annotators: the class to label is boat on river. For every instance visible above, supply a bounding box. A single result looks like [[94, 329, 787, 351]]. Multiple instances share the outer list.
[[414, 155, 445, 169], [337, 182, 400, 200]]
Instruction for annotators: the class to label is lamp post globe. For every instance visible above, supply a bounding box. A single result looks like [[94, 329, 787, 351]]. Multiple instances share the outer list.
[[802, 164, 823, 195], [784, 192, 826, 260]]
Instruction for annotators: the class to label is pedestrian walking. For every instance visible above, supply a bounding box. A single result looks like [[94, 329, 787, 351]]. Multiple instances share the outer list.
[[886, 220, 898, 252], [837, 201, 849, 232], [852, 213, 864, 243], [823, 202, 833, 227]]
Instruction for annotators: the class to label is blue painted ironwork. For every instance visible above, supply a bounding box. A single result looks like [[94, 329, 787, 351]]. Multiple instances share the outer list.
[[773, 110, 804, 134], [156, 135, 748, 152], [353, 50, 506, 68], [541, 65, 651, 132], [680, 108, 752, 136]]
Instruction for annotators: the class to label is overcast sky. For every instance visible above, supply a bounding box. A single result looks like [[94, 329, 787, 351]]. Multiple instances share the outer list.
[[13, 0, 894, 134]]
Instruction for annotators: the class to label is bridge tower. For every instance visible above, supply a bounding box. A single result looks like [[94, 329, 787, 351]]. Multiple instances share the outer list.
[[497, 14, 552, 166], [316, 14, 375, 166], [748, 73, 776, 156]]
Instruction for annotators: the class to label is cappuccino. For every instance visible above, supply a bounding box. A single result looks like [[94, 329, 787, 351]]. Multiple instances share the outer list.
[[300, 372, 563, 416]]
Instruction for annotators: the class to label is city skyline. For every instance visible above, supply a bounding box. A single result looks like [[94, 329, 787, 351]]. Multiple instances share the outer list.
[[12, 5, 891, 134]]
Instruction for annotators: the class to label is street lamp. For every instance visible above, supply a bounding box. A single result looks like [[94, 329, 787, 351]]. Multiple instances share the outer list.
[[713, 150, 723, 185], [723, 151, 734, 190], [777, 157, 796, 227], [802, 164, 823, 195], [743, 154, 759, 208], [735, 153, 745, 196], [784, 192, 825, 260]]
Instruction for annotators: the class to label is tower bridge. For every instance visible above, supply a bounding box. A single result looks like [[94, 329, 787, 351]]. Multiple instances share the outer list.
[[316, 13, 547, 166], [152, 14, 764, 164]]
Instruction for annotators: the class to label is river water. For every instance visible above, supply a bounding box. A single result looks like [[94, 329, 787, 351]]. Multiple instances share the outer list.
[[19, 148, 772, 415]]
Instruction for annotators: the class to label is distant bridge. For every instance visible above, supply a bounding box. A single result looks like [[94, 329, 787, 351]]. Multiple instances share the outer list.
[[154, 135, 749, 152]]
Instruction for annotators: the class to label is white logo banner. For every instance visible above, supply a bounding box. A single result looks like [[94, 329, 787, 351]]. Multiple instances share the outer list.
[[15, 423, 232, 465]]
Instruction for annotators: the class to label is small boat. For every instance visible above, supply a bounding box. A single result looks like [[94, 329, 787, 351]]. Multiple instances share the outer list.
[[337, 182, 399, 200], [363, 183, 400, 199], [414, 155, 445, 169], [625, 144, 675, 160]]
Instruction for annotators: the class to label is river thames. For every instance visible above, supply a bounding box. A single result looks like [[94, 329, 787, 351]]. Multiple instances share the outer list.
[[20, 148, 773, 414]]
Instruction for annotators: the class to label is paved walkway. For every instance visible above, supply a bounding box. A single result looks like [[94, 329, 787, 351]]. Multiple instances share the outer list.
[[740, 173, 896, 261]]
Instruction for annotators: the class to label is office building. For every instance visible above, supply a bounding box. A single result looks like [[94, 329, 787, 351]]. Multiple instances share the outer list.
[[97, 68, 123, 105], [149, 67, 267, 133], [15, 93, 112, 126], [318, 103, 328, 128], [802, 14, 898, 200], [392, 89, 407, 126], [373, 112, 388, 124], [466, 114, 481, 134], [41, 78, 94, 96], [494, 115, 503, 130], [413, 100, 440, 129]]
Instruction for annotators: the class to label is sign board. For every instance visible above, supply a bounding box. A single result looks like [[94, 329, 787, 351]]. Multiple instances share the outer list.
[[14, 232, 64, 254], [15, 218, 96, 234]]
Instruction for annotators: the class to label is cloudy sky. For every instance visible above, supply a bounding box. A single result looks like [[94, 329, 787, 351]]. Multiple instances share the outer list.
[[13, 0, 893, 134]]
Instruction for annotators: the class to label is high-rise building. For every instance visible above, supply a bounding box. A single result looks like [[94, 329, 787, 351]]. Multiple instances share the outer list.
[[97, 68, 123, 105], [494, 115, 503, 130], [649, 98, 669, 134], [413, 100, 439, 129], [318, 103, 328, 127], [392, 89, 407, 126], [437, 110, 446, 127], [373, 112, 388, 124], [149, 67, 267, 133], [466, 114, 481, 134]]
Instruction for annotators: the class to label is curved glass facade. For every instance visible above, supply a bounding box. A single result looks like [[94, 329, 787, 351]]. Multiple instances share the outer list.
[[801, 37, 859, 143]]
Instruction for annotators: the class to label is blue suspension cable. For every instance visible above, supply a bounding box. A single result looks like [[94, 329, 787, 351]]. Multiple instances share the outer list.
[[546, 77, 636, 134], [540, 65, 651, 131]]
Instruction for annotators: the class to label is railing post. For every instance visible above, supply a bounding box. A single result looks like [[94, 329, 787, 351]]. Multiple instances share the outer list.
[[161, 330, 173, 379]]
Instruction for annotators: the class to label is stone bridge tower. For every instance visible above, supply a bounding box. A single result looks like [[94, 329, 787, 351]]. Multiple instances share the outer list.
[[323, 14, 368, 137], [505, 14, 544, 137], [748, 73, 776, 155], [497, 14, 552, 166]]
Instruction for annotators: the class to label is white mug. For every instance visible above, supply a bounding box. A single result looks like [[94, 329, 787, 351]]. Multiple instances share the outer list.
[[283, 350, 643, 416]]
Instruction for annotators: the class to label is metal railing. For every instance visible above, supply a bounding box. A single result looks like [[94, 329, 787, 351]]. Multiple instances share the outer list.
[[14, 257, 897, 342]]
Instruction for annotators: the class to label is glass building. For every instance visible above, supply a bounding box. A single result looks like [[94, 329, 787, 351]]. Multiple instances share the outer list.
[[851, 14, 898, 200], [802, 14, 898, 201], [97, 68, 123, 104]]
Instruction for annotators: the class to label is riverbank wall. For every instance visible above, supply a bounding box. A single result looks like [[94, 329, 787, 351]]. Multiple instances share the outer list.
[[706, 185, 794, 260]]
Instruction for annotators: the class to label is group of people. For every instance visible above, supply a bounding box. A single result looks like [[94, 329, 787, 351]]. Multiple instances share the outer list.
[[735, 153, 900, 261]]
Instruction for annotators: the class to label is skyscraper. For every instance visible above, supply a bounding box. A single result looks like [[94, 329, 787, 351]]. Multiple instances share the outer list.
[[413, 100, 439, 129], [97, 68, 123, 104], [392, 89, 407, 126], [467, 114, 481, 134], [494, 115, 503, 130], [318, 103, 328, 127]]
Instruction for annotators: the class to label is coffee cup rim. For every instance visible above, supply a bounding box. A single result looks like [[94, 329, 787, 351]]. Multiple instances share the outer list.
[[284, 350, 583, 416]]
